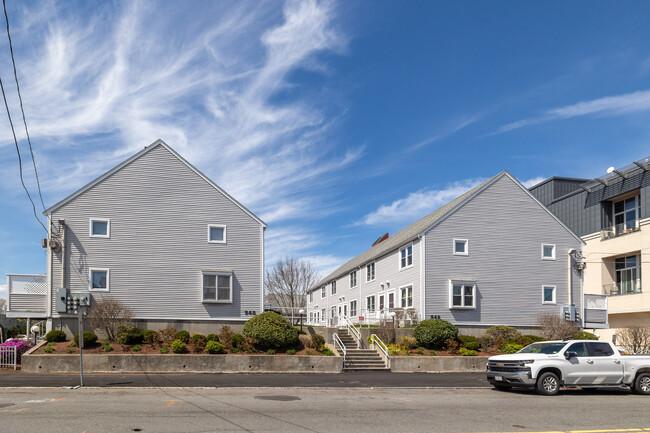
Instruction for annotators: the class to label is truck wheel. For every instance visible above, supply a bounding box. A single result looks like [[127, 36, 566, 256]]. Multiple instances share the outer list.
[[632, 373, 650, 395], [536, 372, 560, 396]]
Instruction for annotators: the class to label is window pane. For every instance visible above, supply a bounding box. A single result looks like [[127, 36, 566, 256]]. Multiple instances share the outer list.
[[464, 286, 473, 306], [543, 245, 554, 258], [588, 342, 614, 357], [614, 200, 624, 213], [203, 275, 216, 300], [543, 287, 554, 302], [625, 197, 636, 211], [217, 275, 230, 301], [210, 227, 224, 242], [92, 271, 107, 289], [453, 285, 462, 296], [626, 256, 637, 268], [453, 295, 462, 306], [92, 221, 108, 236], [454, 241, 465, 253], [567, 342, 587, 357]]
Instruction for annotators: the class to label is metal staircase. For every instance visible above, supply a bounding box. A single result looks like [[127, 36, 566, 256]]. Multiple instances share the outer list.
[[336, 329, 389, 371]]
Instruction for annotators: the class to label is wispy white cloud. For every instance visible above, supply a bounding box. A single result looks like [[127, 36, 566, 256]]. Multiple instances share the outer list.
[[521, 176, 546, 188], [495, 89, 650, 134], [356, 178, 486, 226], [408, 115, 481, 151]]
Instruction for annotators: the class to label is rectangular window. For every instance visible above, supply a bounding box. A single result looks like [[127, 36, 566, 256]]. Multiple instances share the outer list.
[[587, 342, 614, 357], [350, 271, 357, 288], [321, 308, 326, 323], [309, 292, 313, 303], [449, 281, 475, 309], [321, 286, 326, 298], [202, 272, 232, 303], [400, 285, 413, 308], [388, 291, 395, 309], [613, 194, 641, 234], [366, 295, 376, 313], [543, 285, 556, 304], [453, 239, 468, 256], [349, 300, 357, 317], [379, 294, 385, 311], [614, 254, 642, 295], [207, 224, 226, 243], [400, 245, 413, 269], [542, 244, 556, 260], [366, 263, 376, 282], [89, 268, 109, 291], [89, 218, 110, 238], [331, 281, 337, 295]]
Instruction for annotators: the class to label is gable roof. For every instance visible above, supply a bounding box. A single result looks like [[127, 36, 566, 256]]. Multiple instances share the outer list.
[[44, 139, 266, 228], [310, 171, 583, 292]]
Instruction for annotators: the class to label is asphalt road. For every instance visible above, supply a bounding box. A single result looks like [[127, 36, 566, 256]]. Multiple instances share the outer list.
[[0, 371, 490, 388], [0, 386, 646, 433]]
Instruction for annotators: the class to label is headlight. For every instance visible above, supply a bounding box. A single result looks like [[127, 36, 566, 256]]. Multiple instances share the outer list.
[[517, 360, 534, 367]]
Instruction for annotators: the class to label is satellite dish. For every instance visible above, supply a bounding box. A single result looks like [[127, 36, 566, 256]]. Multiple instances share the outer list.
[[606, 167, 615, 174]]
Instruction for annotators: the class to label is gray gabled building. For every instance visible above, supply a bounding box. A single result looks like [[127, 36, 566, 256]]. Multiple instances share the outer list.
[[7, 139, 266, 336], [307, 171, 594, 333]]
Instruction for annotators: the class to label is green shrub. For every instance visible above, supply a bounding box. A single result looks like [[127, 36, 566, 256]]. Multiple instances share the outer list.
[[458, 335, 478, 345], [48, 342, 56, 347], [191, 334, 207, 344], [230, 347, 240, 353], [103, 344, 113, 352], [231, 333, 245, 348], [242, 311, 299, 349], [116, 326, 144, 345], [66, 348, 75, 354], [573, 331, 598, 340], [218, 326, 235, 348], [45, 329, 66, 343], [321, 348, 333, 356], [429, 350, 437, 356], [68, 341, 77, 348], [175, 330, 190, 344], [43, 346, 54, 353], [206, 333, 218, 342], [158, 328, 177, 343], [486, 325, 521, 348], [463, 341, 480, 351], [287, 348, 296, 355], [305, 350, 313, 355], [499, 343, 524, 354], [311, 333, 325, 350], [143, 330, 158, 344], [132, 345, 141, 352], [74, 331, 98, 347], [396, 336, 418, 351], [519, 334, 545, 346], [206, 341, 225, 354], [171, 339, 187, 353], [417, 347, 425, 355], [159, 345, 169, 354], [267, 348, 276, 355], [459, 347, 477, 356], [413, 319, 459, 349]]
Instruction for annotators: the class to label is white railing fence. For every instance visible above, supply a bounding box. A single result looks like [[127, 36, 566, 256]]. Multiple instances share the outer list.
[[342, 316, 361, 348], [369, 333, 390, 369], [8, 274, 48, 295], [0, 346, 17, 370], [333, 333, 346, 364]]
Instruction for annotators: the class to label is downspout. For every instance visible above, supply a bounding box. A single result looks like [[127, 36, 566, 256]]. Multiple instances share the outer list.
[[46, 214, 53, 326], [60, 220, 66, 292], [567, 249, 573, 307]]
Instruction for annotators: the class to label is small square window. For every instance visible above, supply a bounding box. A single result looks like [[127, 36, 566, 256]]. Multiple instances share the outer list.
[[542, 244, 556, 260], [543, 286, 556, 304], [90, 219, 110, 238], [208, 225, 226, 243], [202, 272, 232, 303], [453, 239, 468, 256], [89, 268, 109, 291]]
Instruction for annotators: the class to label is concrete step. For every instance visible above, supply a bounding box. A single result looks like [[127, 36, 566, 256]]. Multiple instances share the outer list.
[[344, 367, 391, 371]]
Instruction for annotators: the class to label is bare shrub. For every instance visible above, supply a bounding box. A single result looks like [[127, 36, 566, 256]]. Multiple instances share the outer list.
[[218, 326, 235, 349], [87, 298, 133, 341], [537, 313, 577, 340], [618, 326, 650, 354], [298, 334, 312, 349], [158, 328, 177, 344]]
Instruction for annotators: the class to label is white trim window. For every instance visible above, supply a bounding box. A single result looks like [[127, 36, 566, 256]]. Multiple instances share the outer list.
[[89, 268, 109, 292], [449, 280, 475, 309], [89, 218, 110, 238], [613, 194, 642, 233], [541, 244, 556, 261], [350, 271, 357, 288], [400, 245, 413, 269], [366, 295, 376, 313], [453, 239, 468, 256], [202, 271, 233, 303], [542, 285, 556, 304], [366, 262, 376, 282], [321, 286, 326, 299], [400, 285, 413, 308], [207, 224, 227, 244], [309, 292, 313, 303], [331, 281, 337, 295], [349, 300, 357, 317]]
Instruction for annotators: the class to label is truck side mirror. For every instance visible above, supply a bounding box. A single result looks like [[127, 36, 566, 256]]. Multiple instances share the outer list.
[[565, 351, 577, 360]]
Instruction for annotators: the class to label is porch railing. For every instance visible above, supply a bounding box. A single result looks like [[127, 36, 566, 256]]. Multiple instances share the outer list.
[[342, 316, 361, 348], [601, 222, 640, 240], [604, 280, 642, 296], [333, 333, 346, 365], [369, 333, 390, 369]]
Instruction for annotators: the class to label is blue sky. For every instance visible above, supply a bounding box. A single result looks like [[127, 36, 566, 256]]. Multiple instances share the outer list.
[[1, 0, 650, 299]]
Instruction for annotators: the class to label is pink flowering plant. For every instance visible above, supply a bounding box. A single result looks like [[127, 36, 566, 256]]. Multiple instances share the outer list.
[[0, 339, 34, 363]]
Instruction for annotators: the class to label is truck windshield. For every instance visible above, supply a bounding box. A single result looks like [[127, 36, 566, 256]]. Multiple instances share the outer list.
[[518, 342, 567, 354]]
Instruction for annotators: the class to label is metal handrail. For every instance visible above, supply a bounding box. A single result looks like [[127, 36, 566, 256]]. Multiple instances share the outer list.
[[370, 333, 390, 369], [333, 333, 346, 364], [343, 316, 361, 348]]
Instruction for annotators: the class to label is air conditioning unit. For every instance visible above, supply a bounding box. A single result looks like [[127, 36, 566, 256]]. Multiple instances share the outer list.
[[601, 229, 615, 240]]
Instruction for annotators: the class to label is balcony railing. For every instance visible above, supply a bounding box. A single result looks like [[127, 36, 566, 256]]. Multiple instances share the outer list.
[[7, 274, 47, 314], [584, 294, 608, 326], [601, 222, 640, 240], [603, 280, 642, 296]]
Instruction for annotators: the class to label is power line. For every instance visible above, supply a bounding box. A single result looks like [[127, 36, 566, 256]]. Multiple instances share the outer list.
[[3, 0, 46, 213]]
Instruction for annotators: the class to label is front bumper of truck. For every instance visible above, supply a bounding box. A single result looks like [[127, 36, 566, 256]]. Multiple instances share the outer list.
[[486, 360, 536, 387]]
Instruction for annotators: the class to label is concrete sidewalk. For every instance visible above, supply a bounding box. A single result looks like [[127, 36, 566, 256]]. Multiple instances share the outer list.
[[0, 371, 490, 388]]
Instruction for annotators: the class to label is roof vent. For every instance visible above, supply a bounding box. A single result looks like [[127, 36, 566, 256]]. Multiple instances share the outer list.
[[372, 233, 389, 247]]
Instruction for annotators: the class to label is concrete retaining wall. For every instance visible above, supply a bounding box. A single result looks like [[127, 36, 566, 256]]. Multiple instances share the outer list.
[[22, 353, 343, 374], [390, 356, 489, 373]]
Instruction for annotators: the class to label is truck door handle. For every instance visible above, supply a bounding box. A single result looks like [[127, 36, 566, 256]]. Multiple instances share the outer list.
[[586, 360, 594, 364], [614, 360, 621, 364]]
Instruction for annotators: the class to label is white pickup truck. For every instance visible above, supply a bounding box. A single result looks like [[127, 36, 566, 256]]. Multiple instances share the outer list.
[[486, 340, 650, 395]]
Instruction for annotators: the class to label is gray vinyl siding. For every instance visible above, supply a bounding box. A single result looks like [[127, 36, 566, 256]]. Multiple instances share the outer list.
[[425, 175, 582, 327], [9, 294, 47, 312], [308, 239, 421, 320], [50, 144, 263, 320]]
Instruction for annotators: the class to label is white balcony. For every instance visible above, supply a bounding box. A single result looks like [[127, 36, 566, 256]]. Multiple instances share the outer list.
[[6, 274, 48, 318]]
